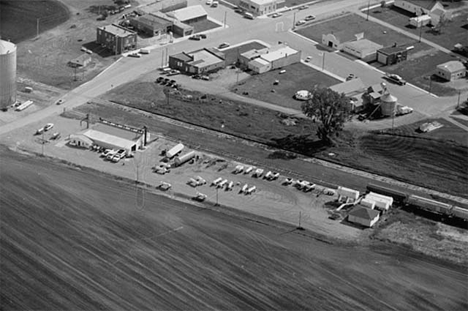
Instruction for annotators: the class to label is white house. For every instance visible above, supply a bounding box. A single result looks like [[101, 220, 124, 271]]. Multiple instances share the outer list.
[[239, 0, 284, 16], [348, 205, 380, 227], [394, 0, 445, 16], [409, 14, 432, 27], [435, 61, 466, 81]]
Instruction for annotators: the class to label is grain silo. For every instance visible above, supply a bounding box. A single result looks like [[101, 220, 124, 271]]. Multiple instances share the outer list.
[[380, 93, 397, 117], [0, 40, 17, 110]]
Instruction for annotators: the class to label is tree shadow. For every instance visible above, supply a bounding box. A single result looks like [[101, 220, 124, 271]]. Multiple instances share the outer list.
[[82, 41, 116, 58], [271, 134, 328, 156]]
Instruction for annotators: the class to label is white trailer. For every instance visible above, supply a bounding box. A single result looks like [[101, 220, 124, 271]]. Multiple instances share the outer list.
[[166, 143, 184, 159], [15, 100, 33, 111], [337, 186, 359, 202], [173, 151, 196, 167]]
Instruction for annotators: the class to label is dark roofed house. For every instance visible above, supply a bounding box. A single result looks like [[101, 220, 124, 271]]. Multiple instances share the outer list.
[[348, 205, 380, 227]]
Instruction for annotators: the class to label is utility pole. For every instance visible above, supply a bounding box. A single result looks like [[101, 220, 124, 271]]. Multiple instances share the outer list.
[[215, 187, 219, 206], [418, 25, 423, 43], [41, 131, 45, 156], [297, 211, 304, 230], [366, 0, 370, 21], [36, 18, 39, 38], [322, 52, 326, 71], [457, 90, 461, 109], [224, 11, 227, 28], [292, 11, 297, 30]]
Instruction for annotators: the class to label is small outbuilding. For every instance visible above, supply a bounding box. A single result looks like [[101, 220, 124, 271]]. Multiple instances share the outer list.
[[435, 61, 466, 81], [409, 15, 431, 28], [322, 31, 364, 50], [377, 45, 410, 66], [348, 205, 380, 227], [68, 54, 92, 68]]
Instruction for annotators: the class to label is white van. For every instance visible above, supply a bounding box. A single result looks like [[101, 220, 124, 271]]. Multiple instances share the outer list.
[[244, 12, 254, 19], [211, 1, 219, 7], [140, 48, 150, 54]]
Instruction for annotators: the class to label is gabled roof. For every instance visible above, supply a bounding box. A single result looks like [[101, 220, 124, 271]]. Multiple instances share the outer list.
[[437, 61, 466, 73], [327, 29, 360, 44], [330, 78, 366, 96], [349, 205, 380, 220], [402, 0, 439, 10]]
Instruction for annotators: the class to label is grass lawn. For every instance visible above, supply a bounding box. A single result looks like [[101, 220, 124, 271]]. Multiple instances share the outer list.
[[231, 63, 340, 110], [368, 5, 468, 53], [105, 81, 318, 146], [100, 80, 468, 198], [193, 19, 222, 34], [222, 41, 268, 65]]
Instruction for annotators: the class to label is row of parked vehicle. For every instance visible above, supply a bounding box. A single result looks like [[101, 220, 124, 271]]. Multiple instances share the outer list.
[[99, 148, 128, 163], [155, 76, 178, 88]]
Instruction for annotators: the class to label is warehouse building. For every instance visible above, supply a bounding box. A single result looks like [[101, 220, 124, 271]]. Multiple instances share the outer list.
[[322, 31, 364, 50], [137, 0, 187, 14], [96, 24, 137, 54], [240, 45, 301, 74], [341, 39, 383, 62], [81, 121, 149, 154], [166, 5, 207, 25], [377, 45, 410, 66], [130, 14, 173, 37], [238, 0, 285, 16], [169, 48, 225, 74]]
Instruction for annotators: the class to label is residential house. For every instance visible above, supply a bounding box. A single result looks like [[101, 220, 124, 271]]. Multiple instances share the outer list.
[[393, 0, 444, 16], [377, 45, 411, 65], [435, 61, 466, 81], [347, 205, 380, 227], [322, 31, 364, 50]]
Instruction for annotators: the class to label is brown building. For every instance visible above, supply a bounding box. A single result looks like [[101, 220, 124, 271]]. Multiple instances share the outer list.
[[96, 24, 137, 54], [129, 14, 172, 37], [377, 45, 410, 66], [169, 48, 225, 74]]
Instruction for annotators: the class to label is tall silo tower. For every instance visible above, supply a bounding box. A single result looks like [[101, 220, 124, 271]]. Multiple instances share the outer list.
[[0, 40, 17, 110]]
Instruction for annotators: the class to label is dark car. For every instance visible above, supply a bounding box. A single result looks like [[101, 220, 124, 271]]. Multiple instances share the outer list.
[[156, 77, 164, 83], [305, 15, 315, 21], [385, 74, 407, 85], [191, 74, 201, 79], [199, 34, 207, 39], [189, 35, 201, 41], [218, 42, 230, 49]]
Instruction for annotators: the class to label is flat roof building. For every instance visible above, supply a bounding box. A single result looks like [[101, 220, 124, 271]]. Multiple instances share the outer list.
[[436, 61, 466, 81], [167, 5, 207, 24], [130, 14, 172, 37], [240, 44, 301, 74], [96, 24, 137, 54], [239, 0, 285, 16], [342, 39, 383, 62], [169, 48, 225, 74]]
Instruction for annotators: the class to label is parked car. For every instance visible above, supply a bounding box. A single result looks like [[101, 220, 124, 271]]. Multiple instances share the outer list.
[[271, 13, 282, 18], [211, 1, 219, 7], [218, 42, 230, 49], [305, 56, 312, 62], [243, 12, 254, 19], [305, 15, 315, 21], [56, 99, 64, 105], [385, 74, 406, 85], [234, 7, 243, 13], [167, 70, 180, 76], [298, 5, 308, 10], [295, 20, 306, 26], [189, 35, 201, 41], [206, 0, 212, 5], [199, 34, 207, 39], [156, 77, 164, 83], [128, 53, 141, 58], [35, 128, 44, 135], [43, 123, 54, 131]]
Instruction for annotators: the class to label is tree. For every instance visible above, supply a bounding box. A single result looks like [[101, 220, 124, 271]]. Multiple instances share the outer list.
[[301, 88, 351, 146]]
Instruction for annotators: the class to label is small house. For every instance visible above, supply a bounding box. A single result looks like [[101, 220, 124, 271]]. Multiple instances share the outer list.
[[322, 31, 364, 50], [409, 15, 431, 28], [69, 134, 93, 148], [347, 205, 380, 227], [394, 0, 445, 16], [435, 61, 466, 81]]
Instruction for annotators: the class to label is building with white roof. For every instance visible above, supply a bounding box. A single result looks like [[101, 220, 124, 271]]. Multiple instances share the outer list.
[[240, 44, 301, 74], [435, 61, 466, 81], [169, 48, 225, 74], [166, 5, 207, 24], [239, 0, 285, 16], [341, 39, 383, 62]]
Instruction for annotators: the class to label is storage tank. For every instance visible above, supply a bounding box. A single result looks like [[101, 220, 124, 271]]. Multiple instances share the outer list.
[[173, 151, 196, 167], [0, 40, 17, 110], [380, 93, 397, 117]]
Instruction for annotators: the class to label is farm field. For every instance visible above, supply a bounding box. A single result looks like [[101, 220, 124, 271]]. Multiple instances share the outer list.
[[99, 79, 468, 198], [1, 146, 467, 311]]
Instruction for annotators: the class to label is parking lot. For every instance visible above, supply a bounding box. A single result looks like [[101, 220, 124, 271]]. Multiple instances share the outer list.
[[2, 114, 362, 240]]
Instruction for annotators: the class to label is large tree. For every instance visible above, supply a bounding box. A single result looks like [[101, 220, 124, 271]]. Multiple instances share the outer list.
[[301, 88, 351, 145]]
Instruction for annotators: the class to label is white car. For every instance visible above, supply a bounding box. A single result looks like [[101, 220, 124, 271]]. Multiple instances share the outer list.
[[271, 13, 282, 18], [43, 123, 54, 131], [206, 0, 212, 5], [295, 20, 306, 26]]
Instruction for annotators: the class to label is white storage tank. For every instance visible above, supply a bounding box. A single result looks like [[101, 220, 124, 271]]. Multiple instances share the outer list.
[[337, 186, 359, 202], [0, 40, 17, 110], [380, 93, 397, 117]]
